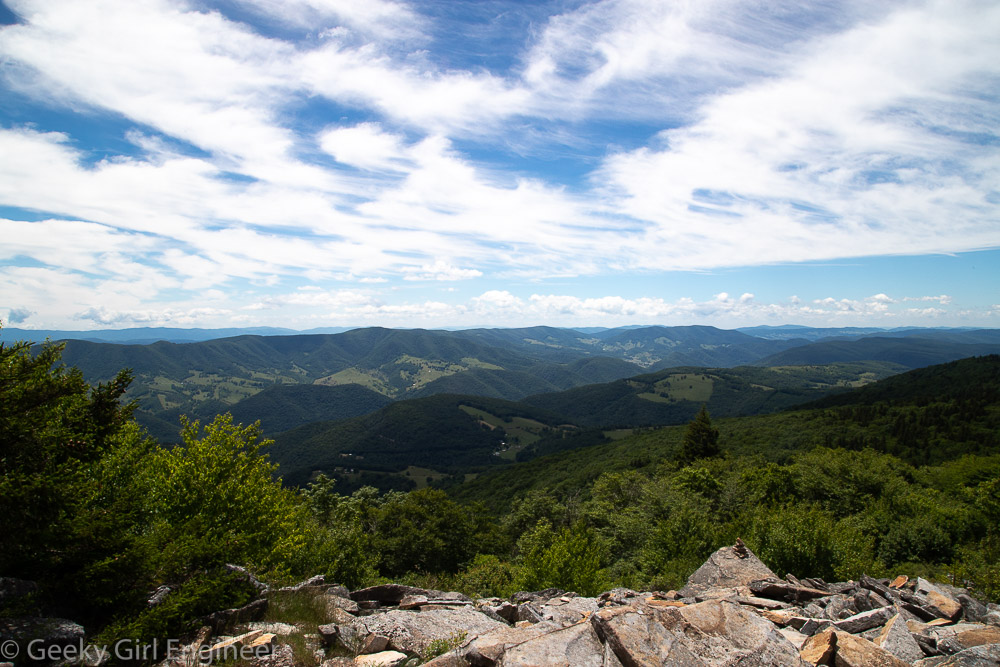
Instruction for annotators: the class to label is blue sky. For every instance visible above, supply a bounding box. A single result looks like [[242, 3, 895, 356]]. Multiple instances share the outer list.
[[1, 0, 998, 330]]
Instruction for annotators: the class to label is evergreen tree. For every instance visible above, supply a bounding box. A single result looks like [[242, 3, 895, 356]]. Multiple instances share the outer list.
[[677, 405, 720, 465]]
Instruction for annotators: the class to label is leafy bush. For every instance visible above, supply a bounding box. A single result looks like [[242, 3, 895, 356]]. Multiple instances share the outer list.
[[452, 554, 520, 599], [97, 568, 258, 656], [517, 521, 609, 595]]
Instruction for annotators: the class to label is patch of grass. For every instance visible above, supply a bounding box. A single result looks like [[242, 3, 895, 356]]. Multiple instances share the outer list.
[[263, 590, 328, 628], [315, 368, 393, 395], [656, 373, 714, 403], [403, 466, 447, 489], [423, 631, 468, 661]]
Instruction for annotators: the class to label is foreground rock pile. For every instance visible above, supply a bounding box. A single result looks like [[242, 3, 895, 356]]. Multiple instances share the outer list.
[[199, 545, 1000, 667], [4, 545, 1000, 666]]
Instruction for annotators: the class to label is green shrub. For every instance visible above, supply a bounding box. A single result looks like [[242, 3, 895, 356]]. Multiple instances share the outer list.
[[516, 521, 609, 595], [452, 554, 520, 599], [97, 569, 257, 659]]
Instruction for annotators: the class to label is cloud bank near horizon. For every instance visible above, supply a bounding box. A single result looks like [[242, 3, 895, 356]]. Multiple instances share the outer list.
[[1, 0, 998, 329]]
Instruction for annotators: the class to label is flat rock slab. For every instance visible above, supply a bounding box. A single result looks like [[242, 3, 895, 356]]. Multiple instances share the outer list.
[[832, 631, 910, 667], [680, 545, 777, 597], [749, 580, 831, 603], [925, 591, 964, 621], [592, 604, 703, 666], [463, 622, 562, 665], [593, 599, 808, 666], [353, 651, 408, 667], [914, 643, 1000, 666], [874, 614, 924, 664], [834, 606, 895, 634], [936, 626, 1000, 654], [537, 597, 599, 627], [354, 606, 505, 655], [499, 622, 607, 667]]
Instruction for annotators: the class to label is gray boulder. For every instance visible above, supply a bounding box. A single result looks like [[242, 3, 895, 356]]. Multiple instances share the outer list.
[[914, 643, 1000, 666], [679, 543, 778, 597], [874, 614, 925, 663], [499, 623, 608, 667], [593, 598, 808, 666], [353, 606, 505, 656], [957, 595, 988, 624]]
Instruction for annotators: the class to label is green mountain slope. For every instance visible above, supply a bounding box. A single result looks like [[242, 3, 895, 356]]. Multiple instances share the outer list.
[[451, 355, 1000, 512], [54, 328, 584, 432], [756, 336, 1000, 368], [522, 362, 905, 427], [803, 354, 1000, 408], [200, 383, 392, 434], [410, 356, 642, 401], [268, 394, 572, 488]]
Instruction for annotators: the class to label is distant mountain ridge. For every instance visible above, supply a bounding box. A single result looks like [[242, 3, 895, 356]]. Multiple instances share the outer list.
[[2, 325, 353, 344], [8, 323, 993, 345], [756, 335, 1000, 368], [8, 324, 1000, 446]]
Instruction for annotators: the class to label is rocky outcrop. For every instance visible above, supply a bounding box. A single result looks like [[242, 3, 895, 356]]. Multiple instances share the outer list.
[[167, 554, 1000, 667], [8, 546, 997, 667], [679, 540, 778, 596]]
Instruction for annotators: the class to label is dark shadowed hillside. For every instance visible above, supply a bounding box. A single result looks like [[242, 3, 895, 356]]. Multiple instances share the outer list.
[[522, 362, 905, 427], [268, 394, 571, 487], [756, 336, 1000, 368]]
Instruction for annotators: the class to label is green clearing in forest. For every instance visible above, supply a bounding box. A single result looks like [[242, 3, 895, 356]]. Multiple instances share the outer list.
[[638, 373, 715, 404]]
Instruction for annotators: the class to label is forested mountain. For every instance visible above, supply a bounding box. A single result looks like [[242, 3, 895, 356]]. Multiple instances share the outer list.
[[264, 361, 912, 492], [589, 325, 804, 368], [409, 356, 642, 400], [50, 328, 642, 439], [22, 324, 998, 446], [452, 355, 1000, 512], [268, 394, 571, 488], [521, 361, 904, 427], [185, 383, 393, 435], [756, 335, 1000, 367]]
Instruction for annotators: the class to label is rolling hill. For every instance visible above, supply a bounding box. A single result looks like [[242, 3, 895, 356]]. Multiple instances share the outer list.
[[51, 327, 641, 436], [20, 325, 1000, 447], [267, 394, 572, 488], [755, 336, 1000, 368], [521, 361, 905, 427], [264, 360, 911, 490], [449, 355, 1000, 512]]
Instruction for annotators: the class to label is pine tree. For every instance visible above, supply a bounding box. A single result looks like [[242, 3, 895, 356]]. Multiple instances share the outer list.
[[677, 405, 720, 465]]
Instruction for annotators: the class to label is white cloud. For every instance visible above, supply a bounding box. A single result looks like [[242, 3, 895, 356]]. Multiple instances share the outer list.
[[596, 0, 1000, 269], [240, 0, 425, 41], [298, 40, 530, 134], [403, 260, 483, 282], [319, 122, 410, 171], [74, 305, 234, 326], [4, 307, 34, 324], [903, 295, 953, 305]]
